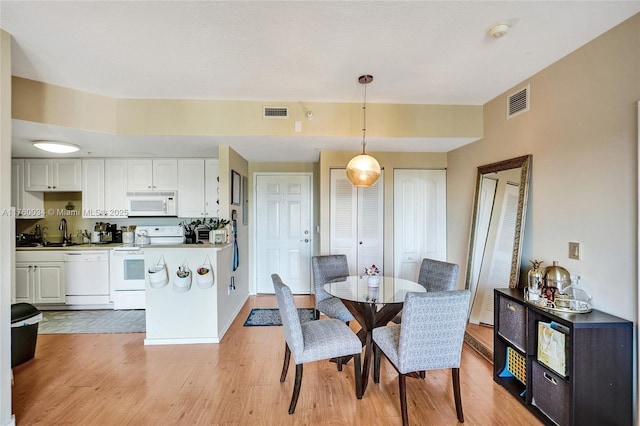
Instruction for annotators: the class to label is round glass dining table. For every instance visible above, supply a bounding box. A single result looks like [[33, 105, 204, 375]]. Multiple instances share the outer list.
[[323, 275, 425, 394]]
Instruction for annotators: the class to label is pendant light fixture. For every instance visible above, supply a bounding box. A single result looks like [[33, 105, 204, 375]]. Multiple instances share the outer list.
[[346, 74, 381, 187]]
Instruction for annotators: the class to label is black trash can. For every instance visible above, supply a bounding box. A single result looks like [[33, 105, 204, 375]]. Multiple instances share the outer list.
[[11, 303, 42, 367]]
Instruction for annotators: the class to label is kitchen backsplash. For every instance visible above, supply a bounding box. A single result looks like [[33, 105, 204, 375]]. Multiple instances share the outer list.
[[16, 192, 179, 243]]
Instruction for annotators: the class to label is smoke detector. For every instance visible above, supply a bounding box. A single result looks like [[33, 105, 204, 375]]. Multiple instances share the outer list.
[[487, 23, 510, 38]]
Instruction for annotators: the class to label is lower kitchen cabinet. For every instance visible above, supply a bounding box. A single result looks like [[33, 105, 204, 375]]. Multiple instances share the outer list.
[[15, 261, 65, 304], [494, 288, 632, 426]]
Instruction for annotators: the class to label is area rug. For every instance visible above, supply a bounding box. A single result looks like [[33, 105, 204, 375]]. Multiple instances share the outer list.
[[243, 308, 315, 326], [38, 310, 146, 334]]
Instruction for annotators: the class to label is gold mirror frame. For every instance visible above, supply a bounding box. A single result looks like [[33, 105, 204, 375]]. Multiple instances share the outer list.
[[465, 155, 531, 292]]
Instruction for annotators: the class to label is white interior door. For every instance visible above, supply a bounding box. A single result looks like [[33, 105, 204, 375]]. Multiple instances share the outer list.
[[255, 174, 312, 294], [330, 169, 383, 276], [393, 169, 447, 281]]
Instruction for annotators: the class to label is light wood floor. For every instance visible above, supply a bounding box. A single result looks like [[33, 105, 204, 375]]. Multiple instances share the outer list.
[[12, 295, 541, 425]]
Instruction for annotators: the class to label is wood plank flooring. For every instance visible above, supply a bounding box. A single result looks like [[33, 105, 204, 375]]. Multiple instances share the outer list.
[[12, 295, 541, 425]]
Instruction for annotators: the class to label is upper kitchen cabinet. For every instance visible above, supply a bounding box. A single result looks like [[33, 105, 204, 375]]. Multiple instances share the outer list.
[[177, 158, 219, 218], [128, 159, 178, 191], [11, 159, 44, 218], [24, 158, 82, 191], [82, 159, 129, 218]]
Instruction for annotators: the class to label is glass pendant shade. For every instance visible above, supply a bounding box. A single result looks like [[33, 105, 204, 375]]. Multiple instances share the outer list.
[[346, 153, 381, 187]]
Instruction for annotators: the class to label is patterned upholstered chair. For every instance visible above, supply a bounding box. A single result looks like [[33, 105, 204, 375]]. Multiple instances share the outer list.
[[392, 258, 459, 324], [271, 274, 363, 414], [373, 290, 470, 426], [311, 255, 355, 323]]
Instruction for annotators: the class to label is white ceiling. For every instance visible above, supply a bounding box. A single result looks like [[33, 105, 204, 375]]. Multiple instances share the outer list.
[[3, 1, 639, 161]]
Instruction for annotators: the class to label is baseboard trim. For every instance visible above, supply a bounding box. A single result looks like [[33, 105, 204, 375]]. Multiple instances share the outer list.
[[143, 337, 220, 345], [464, 331, 493, 364]]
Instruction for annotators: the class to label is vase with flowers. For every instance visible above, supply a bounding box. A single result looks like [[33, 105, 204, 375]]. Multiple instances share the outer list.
[[364, 264, 381, 287]]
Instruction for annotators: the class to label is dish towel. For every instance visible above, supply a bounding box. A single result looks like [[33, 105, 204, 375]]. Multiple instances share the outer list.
[[232, 219, 239, 271]]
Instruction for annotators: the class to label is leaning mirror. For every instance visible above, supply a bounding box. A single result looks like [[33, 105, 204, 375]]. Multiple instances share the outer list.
[[466, 155, 531, 326]]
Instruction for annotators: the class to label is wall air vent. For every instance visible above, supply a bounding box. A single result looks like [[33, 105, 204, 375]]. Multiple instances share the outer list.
[[507, 85, 530, 119], [263, 106, 289, 119]]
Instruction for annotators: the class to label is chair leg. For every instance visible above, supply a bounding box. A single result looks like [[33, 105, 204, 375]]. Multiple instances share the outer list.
[[373, 343, 381, 384], [280, 343, 291, 382], [353, 353, 362, 399], [314, 309, 320, 320], [337, 356, 343, 371], [452, 367, 464, 423], [399, 373, 409, 426], [419, 371, 425, 379], [288, 364, 303, 414]]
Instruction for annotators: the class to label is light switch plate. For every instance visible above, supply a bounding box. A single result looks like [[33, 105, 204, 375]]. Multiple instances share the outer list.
[[569, 242, 580, 260]]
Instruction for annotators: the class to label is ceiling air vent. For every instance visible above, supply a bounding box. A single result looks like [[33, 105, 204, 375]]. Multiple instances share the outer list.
[[263, 106, 289, 119], [507, 85, 530, 119]]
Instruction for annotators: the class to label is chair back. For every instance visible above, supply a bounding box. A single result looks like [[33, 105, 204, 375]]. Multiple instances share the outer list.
[[311, 255, 349, 304], [398, 290, 470, 374], [272, 274, 305, 360], [418, 258, 459, 292]]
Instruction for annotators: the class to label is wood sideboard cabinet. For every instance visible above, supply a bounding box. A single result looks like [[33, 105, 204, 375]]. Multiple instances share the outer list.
[[493, 288, 632, 426]]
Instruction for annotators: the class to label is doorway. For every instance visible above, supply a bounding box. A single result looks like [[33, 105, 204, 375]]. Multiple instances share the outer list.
[[255, 173, 313, 294]]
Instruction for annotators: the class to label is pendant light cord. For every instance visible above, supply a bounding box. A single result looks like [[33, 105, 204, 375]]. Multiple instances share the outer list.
[[361, 81, 367, 154]]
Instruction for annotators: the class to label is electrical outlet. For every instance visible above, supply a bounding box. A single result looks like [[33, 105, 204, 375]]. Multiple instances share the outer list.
[[569, 242, 581, 260]]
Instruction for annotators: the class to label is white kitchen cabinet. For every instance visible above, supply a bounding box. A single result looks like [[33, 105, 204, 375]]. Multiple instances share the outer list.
[[25, 158, 82, 191], [11, 159, 44, 218], [128, 159, 177, 191], [177, 158, 219, 218], [178, 159, 206, 217], [329, 169, 384, 276], [15, 261, 65, 304], [82, 159, 106, 217], [104, 159, 129, 216]]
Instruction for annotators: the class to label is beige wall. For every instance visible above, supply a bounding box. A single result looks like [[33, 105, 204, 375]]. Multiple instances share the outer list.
[[447, 14, 640, 322]]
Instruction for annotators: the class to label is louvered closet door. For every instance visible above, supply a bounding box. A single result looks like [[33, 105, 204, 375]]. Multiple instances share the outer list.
[[330, 169, 383, 276]]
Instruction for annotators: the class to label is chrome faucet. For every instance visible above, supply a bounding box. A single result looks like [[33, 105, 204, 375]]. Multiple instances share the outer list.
[[58, 218, 70, 245]]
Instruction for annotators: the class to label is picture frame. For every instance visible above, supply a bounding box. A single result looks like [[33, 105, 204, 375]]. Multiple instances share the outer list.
[[231, 170, 241, 206]]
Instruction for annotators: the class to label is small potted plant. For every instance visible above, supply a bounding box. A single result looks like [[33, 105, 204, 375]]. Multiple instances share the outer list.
[[364, 264, 381, 287]]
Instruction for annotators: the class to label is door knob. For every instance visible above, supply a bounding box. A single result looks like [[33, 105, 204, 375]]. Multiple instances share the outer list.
[[300, 239, 309, 243], [359, 241, 363, 245]]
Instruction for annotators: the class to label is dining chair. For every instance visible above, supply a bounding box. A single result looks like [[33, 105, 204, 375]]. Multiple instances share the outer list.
[[373, 290, 470, 426], [392, 257, 459, 324], [311, 255, 355, 323], [271, 274, 363, 414]]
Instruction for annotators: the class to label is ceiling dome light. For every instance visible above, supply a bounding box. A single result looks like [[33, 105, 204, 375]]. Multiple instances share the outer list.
[[33, 141, 80, 154], [346, 74, 381, 187], [487, 23, 510, 38]]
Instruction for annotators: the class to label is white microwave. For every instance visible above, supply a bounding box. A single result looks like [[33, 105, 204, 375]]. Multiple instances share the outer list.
[[126, 191, 177, 216]]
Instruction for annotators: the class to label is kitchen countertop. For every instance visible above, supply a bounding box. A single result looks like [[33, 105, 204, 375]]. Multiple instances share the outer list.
[[16, 242, 231, 251]]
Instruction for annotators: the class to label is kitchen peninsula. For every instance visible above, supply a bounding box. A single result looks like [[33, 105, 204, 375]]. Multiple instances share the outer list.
[[143, 242, 238, 345]]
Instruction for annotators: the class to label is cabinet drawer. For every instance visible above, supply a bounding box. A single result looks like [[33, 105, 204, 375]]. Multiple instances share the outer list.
[[497, 297, 526, 351], [531, 362, 569, 426]]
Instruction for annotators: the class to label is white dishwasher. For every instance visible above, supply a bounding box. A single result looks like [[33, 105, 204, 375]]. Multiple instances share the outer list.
[[64, 251, 110, 305]]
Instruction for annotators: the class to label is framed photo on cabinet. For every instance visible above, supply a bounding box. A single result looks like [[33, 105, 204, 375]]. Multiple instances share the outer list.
[[231, 170, 241, 206]]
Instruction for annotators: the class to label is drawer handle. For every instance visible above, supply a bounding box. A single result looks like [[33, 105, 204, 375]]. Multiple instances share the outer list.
[[543, 371, 558, 386], [507, 303, 518, 312]]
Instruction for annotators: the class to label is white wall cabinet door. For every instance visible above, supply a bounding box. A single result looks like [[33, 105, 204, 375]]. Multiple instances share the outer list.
[[393, 169, 447, 281], [153, 159, 178, 190], [25, 159, 81, 191], [204, 159, 220, 217], [82, 159, 106, 218], [11, 159, 44, 218], [128, 159, 177, 191], [329, 169, 384, 276], [178, 159, 206, 218], [104, 159, 129, 217]]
